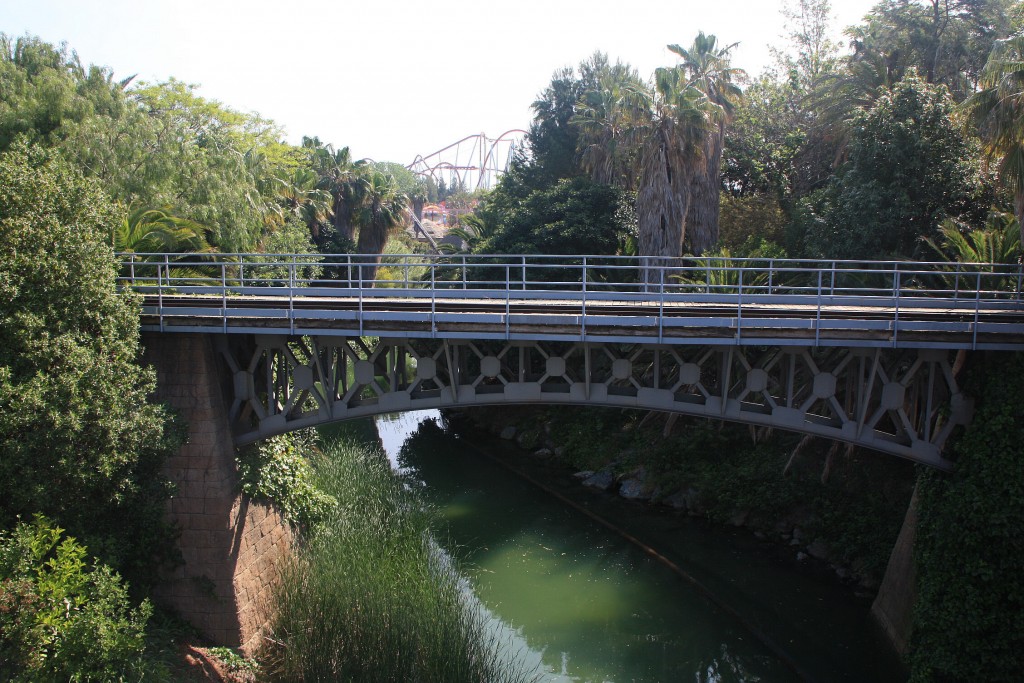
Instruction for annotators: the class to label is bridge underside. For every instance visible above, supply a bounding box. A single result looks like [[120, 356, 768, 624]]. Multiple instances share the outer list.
[[215, 334, 972, 469]]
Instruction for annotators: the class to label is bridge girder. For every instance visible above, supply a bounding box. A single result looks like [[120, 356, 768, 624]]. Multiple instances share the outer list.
[[217, 334, 971, 469]]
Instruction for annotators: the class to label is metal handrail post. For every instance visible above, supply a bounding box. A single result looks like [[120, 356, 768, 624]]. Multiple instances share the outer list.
[[221, 261, 227, 333], [737, 268, 743, 343], [830, 261, 836, 296], [505, 265, 511, 339], [357, 258, 363, 337], [462, 256, 467, 290], [431, 261, 436, 338], [815, 270, 822, 346], [522, 256, 527, 290], [289, 260, 296, 335], [581, 256, 587, 341], [973, 271, 982, 349], [893, 271, 901, 347]]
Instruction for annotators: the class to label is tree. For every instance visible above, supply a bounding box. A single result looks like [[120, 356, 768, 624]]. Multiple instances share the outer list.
[[635, 66, 720, 277], [0, 142, 180, 585], [113, 204, 212, 256], [354, 170, 407, 283], [670, 33, 744, 254], [964, 34, 1024, 248], [305, 137, 367, 250], [476, 174, 633, 257], [798, 74, 980, 259]]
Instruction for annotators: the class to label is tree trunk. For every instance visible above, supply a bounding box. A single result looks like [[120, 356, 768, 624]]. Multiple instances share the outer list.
[[333, 195, 355, 245], [1015, 188, 1024, 254], [355, 211, 388, 286], [686, 122, 725, 255], [637, 125, 690, 289]]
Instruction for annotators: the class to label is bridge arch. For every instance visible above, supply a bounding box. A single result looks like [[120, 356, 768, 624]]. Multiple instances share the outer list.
[[216, 334, 971, 470]]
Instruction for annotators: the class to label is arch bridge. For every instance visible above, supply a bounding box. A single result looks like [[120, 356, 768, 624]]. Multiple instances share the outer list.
[[121, 253, 1024, 471]]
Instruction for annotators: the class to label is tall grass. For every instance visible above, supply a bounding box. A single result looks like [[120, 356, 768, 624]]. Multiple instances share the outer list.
[[261, 438, 538, 683]]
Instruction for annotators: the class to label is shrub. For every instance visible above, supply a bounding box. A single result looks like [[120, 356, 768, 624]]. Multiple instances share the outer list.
[[0, 518, 152, 682]]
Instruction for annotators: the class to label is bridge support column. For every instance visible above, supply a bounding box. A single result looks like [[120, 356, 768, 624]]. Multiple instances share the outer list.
[[142, 332, 291, 653], [871, 481, 919, 655]]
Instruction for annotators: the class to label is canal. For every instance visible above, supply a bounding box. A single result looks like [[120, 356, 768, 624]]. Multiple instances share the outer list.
[[343, 409, 906, 682]]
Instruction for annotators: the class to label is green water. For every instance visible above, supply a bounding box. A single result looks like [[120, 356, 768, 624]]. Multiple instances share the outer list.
[[362, 410, 906, 683]]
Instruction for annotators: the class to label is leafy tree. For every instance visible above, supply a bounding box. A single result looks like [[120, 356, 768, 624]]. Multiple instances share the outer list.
[[0, 34, 131, 152], [0, 142, 180, 585], [797, 74, 981, 259], [476, 173, 633, 257]]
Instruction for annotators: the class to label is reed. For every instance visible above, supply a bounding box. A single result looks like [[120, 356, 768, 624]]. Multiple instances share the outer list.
[[261, 438, 537, 683]]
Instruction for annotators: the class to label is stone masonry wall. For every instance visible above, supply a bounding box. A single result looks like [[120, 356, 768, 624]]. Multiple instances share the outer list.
[[142, 332, 291, 653]]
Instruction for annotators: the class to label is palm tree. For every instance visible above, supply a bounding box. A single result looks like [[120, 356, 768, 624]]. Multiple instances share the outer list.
[[964, 35, 1024, 249], [573, 60, 648, 190], [278, 166, 333, 233], [635, 66, 721, 286], [304, 137, 367, 248], [669, 33, 744, 255], [354, 171, 407, 284], [114, 205, 212, 255]]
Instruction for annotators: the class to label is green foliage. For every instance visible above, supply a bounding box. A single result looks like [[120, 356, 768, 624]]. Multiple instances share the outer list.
[[0, 142, 180, 584], [798, 74, 982, 259], [0, 34, 130, 152], [262, 438, 538, 682], [237, 431, 336, 530], [910, 352, 1024, 682], [0, 518, 153, 682], [477, 172, 633, 256], [207, 646, 260, 676]]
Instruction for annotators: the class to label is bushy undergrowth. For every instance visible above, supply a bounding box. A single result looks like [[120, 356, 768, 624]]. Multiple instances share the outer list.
[[909, 353, 1024, 682], [0, 518, 156, 682], [237, 430, 336, 530], [262, 438, 538, 683]]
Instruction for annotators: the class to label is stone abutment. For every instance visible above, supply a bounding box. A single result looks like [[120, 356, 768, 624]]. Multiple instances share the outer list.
[[142, 332, 290, 653]]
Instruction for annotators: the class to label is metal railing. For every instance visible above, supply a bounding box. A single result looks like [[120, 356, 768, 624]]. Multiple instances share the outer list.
[[117, 252, 1024, 301], [116, 253, 1024, 349]]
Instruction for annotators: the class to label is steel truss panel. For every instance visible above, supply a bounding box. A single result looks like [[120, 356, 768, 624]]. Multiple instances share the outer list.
[[216, 335, 971, 469]]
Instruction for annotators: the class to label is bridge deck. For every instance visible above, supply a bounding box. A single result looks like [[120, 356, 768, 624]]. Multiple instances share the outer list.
[[139, 292, 1024, 349]]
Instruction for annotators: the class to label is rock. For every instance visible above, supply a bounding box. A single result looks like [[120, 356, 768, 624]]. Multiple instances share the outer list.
[[553, 446, 565, 458], [619, 479, 651, 500], [582, 470, 615, 491], [791, 527, 805, 543], [806, 539, 829, 561], [796, 551, 809, 562], [499, 426, 517, 440], [833, 565, 850, 580], [728, 510, 749, 527], [789, 538, 802, 547], [663, 490, 689, 510], [533, 448, 553, 458], [572, 470, 594, 480], [753, 531, 767, 541]]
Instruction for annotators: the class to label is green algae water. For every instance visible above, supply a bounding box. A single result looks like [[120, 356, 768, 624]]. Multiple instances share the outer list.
[[363, 410, 905, 683]]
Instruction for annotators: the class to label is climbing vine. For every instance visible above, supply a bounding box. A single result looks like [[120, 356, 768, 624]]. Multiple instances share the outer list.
[[910, 353, 1024, 682]]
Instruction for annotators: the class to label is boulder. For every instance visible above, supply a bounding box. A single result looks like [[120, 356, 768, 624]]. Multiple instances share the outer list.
[[582, 470, 615, 491], [619, 479, 651, 500], [499, 426, 517, 440]]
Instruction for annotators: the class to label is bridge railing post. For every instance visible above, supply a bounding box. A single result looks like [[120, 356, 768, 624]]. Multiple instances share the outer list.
[[461, 256, 467, 290], [894, 270, 901, 347], [581, 257, 587, 341]]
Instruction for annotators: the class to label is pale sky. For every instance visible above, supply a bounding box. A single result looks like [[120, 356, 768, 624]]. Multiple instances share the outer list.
[[1, 0, 879, 164]]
